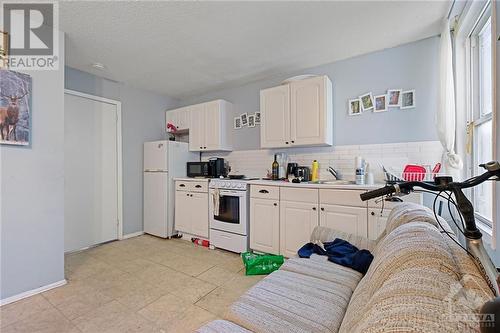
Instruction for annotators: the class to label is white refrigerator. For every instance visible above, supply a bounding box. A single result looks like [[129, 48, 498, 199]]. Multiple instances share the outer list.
[[143, 140, 197, 238]]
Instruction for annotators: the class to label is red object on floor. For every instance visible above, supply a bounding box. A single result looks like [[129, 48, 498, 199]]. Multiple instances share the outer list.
[[191, 238, 210, 247]]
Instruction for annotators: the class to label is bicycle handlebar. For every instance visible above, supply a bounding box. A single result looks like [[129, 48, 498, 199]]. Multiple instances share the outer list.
[[360, 162, 500, 202]]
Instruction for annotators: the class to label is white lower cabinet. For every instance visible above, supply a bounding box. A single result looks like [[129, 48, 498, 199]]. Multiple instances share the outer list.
[[190, 192, 209, 238], [319, 204, 368, 238], [367, 209, 390, 240], [280, 200, 319, 258], [174, 180, 209, 238], [250, 198, 280, 254], [249, 185, 422, 257]]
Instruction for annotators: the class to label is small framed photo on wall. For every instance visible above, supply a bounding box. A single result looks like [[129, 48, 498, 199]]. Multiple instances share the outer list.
[[387, 89, 402, 107], [234, 116, 242, 129], [373, 94, 387, 112], [348, 98, 362, 116], [254, 112, 261, 125], [359, 92, 374, 111], [248, 114, 256, 127], [240, 113, 248, 127], [400, 90, 415, 109]]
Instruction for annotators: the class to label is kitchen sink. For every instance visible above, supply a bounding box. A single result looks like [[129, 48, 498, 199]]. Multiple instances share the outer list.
[[317, 180, 354, 185]]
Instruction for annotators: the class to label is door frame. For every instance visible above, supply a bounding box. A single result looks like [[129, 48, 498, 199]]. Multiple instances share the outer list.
[[64, 89, 124, 240]]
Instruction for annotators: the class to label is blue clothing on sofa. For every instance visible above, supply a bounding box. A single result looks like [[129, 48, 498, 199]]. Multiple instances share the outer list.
[[297, 238, 373, 274]]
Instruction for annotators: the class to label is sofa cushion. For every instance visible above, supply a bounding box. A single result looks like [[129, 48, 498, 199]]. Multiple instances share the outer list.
[[226, 270, 353, 333], [195, 320, 252, 333], [280, 255, 362, 290]]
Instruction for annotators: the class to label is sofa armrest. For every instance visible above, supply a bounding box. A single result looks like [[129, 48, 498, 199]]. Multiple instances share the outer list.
[[310, 226, 376, 252]]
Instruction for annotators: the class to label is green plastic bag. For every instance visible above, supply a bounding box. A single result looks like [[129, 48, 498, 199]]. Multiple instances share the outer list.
[[241, 252, 284, 276]]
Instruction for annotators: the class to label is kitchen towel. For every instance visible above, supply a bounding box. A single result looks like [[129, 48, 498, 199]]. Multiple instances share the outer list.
[[297, 238, 373, 274], [212, 189, 220, 216]]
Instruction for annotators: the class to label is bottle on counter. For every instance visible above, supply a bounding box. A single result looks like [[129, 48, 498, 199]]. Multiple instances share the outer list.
[[272, 154, 279, 180], [311, 160, 319, 183], [355, 157, 365, 185]]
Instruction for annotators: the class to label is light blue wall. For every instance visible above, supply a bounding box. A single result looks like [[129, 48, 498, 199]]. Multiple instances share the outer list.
[[180, 37, 440, 150], [65, 67, 179, 235], [1, 33, 66, 300]]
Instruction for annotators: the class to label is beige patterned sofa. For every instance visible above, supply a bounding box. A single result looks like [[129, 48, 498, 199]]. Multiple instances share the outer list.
[[197, 202, 494, 333]]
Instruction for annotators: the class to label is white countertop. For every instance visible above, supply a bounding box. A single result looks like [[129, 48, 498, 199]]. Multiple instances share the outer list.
[[247, 179, 385, 190], [173, 177, 210, 182]]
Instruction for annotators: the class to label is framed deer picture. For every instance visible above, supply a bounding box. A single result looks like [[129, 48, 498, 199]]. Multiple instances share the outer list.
[[0, 70, 32, 146]]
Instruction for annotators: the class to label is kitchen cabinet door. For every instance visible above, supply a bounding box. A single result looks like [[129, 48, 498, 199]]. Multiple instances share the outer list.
[[190, 192, 209, 238], [290, 76, 332, 147], [250, 198, 280, 255], [166, 109, 179, 129], [280, 201, 319, 258], [367, 209, 390, 240], [203, 101, 221, 151], [175, 191, 192, 234], [177, 107, 191, 130], [320, 204, 367, 238], [189, 104, 205, 152], [260, 85, 290, 148]]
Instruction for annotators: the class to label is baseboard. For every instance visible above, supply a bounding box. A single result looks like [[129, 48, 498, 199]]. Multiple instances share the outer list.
[[121, 231, 144, 239], [0, 279, 67, 307]]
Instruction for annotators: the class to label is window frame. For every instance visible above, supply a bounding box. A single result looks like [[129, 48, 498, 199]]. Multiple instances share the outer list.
[[466, 1, 494, 229]]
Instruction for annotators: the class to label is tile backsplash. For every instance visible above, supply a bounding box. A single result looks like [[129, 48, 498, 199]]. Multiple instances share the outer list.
[[203, 141, 443, 182]]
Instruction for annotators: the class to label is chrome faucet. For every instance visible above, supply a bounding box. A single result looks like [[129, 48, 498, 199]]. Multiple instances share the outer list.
[[328, 167, 340, 180]]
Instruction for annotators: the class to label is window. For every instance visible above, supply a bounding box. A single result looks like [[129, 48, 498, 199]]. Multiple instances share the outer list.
[[469, 5, 493, 226]]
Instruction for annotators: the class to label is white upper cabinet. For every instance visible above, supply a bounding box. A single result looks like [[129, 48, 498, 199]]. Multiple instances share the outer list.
[[290, 76, 332, 146], [167, 100, 233, 152], [166, 106, 191, 131], [260, 85, 290, 148], [260, 75, 333, 148]]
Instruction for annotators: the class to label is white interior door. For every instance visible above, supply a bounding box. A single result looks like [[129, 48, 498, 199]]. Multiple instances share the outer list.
[[64, 92, 120, 252]]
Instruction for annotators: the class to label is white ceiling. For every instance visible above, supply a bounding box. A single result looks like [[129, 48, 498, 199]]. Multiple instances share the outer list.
[[60, 1, 450, 99]]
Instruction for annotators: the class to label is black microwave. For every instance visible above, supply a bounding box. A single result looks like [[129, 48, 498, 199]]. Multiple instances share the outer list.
[[187, 158, 227, 178], [187, 162, 210, 178]]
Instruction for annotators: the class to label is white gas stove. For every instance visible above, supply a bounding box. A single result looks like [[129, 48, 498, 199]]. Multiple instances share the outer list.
[[209, 179, 250, 253]]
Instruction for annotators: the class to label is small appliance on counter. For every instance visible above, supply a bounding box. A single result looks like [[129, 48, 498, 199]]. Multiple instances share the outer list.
[[295, 166, 311, 182], [186, 158, 228, 178], [286, 163, 298, 180]]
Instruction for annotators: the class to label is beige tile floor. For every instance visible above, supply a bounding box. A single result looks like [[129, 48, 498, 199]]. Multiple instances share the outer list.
[[0, 235, 264, 333]]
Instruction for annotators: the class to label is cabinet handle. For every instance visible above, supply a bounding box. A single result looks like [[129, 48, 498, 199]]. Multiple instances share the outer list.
[[190, 194, 193, 197], [195, 185, 202, 188], [259, 189, 269, 194], [186, 193, 189, 196], [312, 207, 317, 211], [285, 141, 289, 144], [203, 147, 207, 149], [320, 207, 325, 211], [179, 184, 185, 187], [371, 211, 375, 216], [273, 203, 277, 206], [291, 140, 295, 144], [199, 146, 203, 149]]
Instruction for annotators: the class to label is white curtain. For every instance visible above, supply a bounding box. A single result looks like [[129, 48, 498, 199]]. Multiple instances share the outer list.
[[437, 18, 463, 178]]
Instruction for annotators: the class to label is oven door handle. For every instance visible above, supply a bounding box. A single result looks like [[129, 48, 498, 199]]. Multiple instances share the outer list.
[[218, 190, 245, 196]]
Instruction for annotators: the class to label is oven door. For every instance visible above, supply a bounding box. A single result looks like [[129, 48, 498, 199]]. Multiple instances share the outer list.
[[209, 189, 247, 236]]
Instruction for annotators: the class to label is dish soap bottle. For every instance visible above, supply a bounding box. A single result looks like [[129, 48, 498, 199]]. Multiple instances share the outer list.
[[272, 154, 279, 180], [311, 160, 319, 183]]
